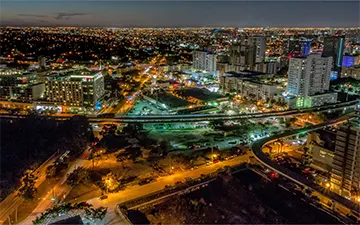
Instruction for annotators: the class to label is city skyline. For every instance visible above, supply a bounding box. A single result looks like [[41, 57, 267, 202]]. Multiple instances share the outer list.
[[1, 1, 359, 27]]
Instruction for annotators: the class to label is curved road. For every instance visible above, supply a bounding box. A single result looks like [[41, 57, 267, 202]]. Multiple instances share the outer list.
[[251, 114, 360, 217]]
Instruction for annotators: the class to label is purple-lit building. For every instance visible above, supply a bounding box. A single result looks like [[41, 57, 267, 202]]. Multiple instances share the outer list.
[[342, 55, 356, 67]]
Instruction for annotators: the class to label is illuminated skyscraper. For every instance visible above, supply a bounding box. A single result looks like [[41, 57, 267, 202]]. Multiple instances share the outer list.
[[322, 36, 345, 78], [287, 54, 332, 97], [287, 54, 337, 108]]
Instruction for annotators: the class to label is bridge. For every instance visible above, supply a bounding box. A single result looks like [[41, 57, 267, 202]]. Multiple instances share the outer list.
[[251, 114, 360, 218], [0, 100, 358, 124], [87, 100, 358, 123]]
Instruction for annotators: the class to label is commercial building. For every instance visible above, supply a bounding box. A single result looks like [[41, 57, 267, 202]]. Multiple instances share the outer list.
[[341, 66, 360, 80], [192, 51, 217, 73], [161, 64, 191, 73], [230, 36, 266, 72], [45, 71, 105, 109], [255, 62, 279, 74], [342, 55, 360, 67], [286, 54, 337, 108], [220, 71, 281, 101], [283, 38, 311, 57], [306, 130, 336, 172], [322, 36, 345, 78], [288, 92, 338, 109], [0, 70, 45, 101], [330, 119, 360, 199]]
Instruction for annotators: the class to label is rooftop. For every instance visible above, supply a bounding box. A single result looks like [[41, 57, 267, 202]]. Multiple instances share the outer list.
[[223, 70, 265, 78]]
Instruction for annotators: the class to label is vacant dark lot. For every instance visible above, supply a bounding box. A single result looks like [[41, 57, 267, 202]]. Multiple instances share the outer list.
[[140, 169, 340, 224]]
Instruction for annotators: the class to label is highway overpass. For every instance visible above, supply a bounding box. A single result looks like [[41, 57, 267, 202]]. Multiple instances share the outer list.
[[0, 100, 358, 124], [87, 100, 358, 123], [251, 114, 360, 217]]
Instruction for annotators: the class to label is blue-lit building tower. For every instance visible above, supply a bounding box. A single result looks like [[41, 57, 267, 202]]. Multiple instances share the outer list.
[[302, 40, 311, 56], [322, 36, 345, 80]]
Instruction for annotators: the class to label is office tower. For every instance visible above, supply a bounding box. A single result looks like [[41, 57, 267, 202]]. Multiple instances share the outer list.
[[287, 54, 332, 97], [283, 38, 311, 58], [230, 36, 265, 72], [0, 69, 45, 101], [322, 36, 345, 78], [330, 120, 360, 198], [192, 51, 217, 73], [45, 72, 105, 108]]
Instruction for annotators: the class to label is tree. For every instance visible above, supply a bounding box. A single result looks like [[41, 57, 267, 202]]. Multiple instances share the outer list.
[[123, 122, 143, 136], [67, 167, 87, 186], [301, 147, 312, 167], [18, 171, 37, 200], [85, 206, 108, 221]]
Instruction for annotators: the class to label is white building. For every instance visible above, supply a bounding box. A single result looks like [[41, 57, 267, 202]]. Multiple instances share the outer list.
[[220, 72, 280, 101], [287, 54, 332, 97], [192, 51, 217, 73], [45, 72, 105, 108], [286, 54, 336, 108]]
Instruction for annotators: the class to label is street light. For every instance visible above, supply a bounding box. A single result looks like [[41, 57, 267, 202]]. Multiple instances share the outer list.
[[106, 178, 111, 194]]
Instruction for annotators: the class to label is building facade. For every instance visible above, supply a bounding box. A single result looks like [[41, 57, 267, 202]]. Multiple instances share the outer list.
[[283, 38, 311, 58], [220, 72, 280, 101], [330, 120, 360, 199], [0, 70, 45, 101], [230, 36, 266, 72], [341, 66, 360, 80], [45, 72, 105, 108], [322, 36, 345, 77], [192, 51, 217, 73], [255, 62, 279, 74], [287, 54, 332, 97]]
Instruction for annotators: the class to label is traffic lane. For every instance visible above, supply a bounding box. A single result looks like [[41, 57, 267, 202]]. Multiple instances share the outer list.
[[19, 159, 91, 225], [251, 115, 359, 216], [88, 154, 251, 209], [0, 152, 58, 224]]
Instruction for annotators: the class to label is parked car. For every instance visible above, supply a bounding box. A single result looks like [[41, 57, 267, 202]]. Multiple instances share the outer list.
[[99, 195, 108, 200]]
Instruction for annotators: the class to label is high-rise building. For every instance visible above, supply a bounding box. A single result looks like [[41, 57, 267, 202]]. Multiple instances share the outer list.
[[330, 119, 360, 199], [322, 36, 345, 78], [192, 51, 217, 73], [283, 38, 311, 58], [230, 36, 265, 72], [286, 54, 337, 108], [45, 71, 105, 108], [287, 54, 332, 97]]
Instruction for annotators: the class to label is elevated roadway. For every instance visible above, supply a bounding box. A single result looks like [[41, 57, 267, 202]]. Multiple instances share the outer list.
[[88, 100, 358, 123], [251, 114, 360, 217], [0, 100, 358, 124]]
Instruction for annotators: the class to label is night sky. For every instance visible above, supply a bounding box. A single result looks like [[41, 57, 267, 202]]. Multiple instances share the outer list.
[[1, 1, 359, 27]]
